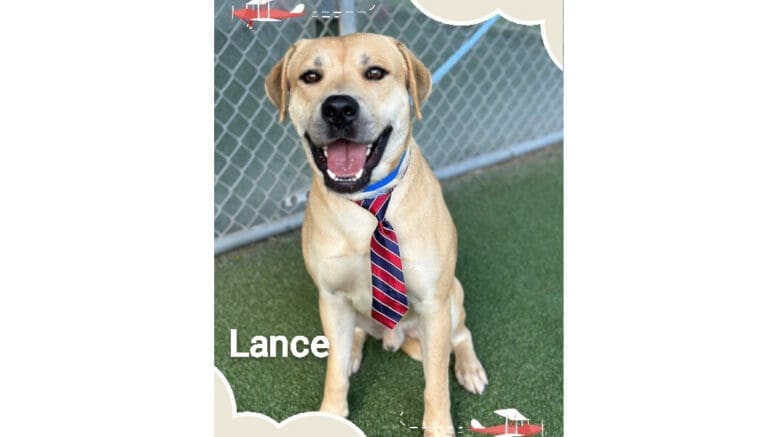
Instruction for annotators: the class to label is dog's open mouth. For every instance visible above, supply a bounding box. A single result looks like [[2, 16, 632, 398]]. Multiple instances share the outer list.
[[305, 126, 393, 193]]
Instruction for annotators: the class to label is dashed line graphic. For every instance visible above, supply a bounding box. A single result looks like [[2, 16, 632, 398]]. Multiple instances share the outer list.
[[312, 4, 376, 18]]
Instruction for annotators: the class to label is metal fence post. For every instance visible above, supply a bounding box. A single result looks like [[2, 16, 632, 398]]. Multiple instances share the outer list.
[[338, 0, 357, 34]]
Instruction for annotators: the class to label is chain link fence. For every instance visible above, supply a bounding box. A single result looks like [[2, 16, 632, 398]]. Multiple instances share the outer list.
[[215, 0, 563, 253]]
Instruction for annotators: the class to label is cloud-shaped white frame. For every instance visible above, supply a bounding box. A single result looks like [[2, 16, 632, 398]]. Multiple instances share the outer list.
[[410, 0, 563, 69], [215, 368, 366, 436]]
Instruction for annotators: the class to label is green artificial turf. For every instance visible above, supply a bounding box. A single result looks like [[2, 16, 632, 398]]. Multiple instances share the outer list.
[[215, 144, 563, 435]]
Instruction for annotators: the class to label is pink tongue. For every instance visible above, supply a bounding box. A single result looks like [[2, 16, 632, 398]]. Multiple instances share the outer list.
[[326, 140, 367, 177]]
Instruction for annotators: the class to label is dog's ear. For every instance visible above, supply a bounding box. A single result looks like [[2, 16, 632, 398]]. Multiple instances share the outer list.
[[396, 42, 432, 120], [265, 43, 298, 123]]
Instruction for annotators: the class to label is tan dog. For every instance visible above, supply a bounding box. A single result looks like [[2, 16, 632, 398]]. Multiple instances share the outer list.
[[265, 33, 487, 436]]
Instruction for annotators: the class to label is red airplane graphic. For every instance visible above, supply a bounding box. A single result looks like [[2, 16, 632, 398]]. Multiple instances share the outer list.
[[469, 421, 544, 436], [469, 409, 544, 437], [232, 0, 305, 29]]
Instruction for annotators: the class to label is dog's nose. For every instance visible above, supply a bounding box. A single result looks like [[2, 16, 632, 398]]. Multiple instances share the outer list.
[[321, 95, 359, 128]]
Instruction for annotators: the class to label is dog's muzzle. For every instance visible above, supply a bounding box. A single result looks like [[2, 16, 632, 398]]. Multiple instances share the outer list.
[[305, 126, 393, 194]]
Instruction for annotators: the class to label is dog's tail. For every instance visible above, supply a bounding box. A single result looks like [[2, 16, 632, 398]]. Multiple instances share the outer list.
[[400, 337, 423, 361]]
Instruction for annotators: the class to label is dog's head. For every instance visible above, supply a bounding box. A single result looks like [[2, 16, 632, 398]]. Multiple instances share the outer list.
[[265, 33, 431, 194]]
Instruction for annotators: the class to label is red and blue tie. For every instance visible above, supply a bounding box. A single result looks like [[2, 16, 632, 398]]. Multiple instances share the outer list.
[[359, 192, 408, 329]]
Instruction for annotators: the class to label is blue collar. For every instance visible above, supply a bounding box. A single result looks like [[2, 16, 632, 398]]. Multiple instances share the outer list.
[[362, 149, 408, 194]]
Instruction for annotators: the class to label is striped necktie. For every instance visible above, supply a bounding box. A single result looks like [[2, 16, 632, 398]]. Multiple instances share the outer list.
[[359, 192, 408, 329]]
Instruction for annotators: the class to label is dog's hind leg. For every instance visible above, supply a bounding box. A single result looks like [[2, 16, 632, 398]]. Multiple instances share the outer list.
[[349, 326, 367, 375], [400, 336, 423, 361], [450, 277, 489, 395]]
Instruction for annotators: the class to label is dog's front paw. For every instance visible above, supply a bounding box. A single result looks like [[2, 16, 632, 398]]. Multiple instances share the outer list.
[[422, 416, 455, 436], [454, 356, 488, 395], [320, 399, 349, 418]]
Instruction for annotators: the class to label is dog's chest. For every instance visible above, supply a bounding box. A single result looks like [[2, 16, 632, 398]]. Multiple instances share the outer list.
[[306, 192, 449, 317], [314, 239, 439, 320], [317, 249, 372, 313]]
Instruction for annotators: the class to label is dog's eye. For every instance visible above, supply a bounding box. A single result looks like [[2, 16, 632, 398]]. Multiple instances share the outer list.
[[300, 70, 322, 84], [365, 67, 387, 81]]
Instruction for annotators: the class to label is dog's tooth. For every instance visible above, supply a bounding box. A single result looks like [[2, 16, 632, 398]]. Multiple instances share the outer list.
[[326, 169, 336, 179], [355, 168, 364, 179], [365, 147, 371, 157], [323, 147, 328, 158]]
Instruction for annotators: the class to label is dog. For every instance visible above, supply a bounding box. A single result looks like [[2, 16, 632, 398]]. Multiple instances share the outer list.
[[265, 33, 488, 436]]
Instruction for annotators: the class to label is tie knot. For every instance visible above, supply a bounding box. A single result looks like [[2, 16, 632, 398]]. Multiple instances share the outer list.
[[359, 192, 391, 222]]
